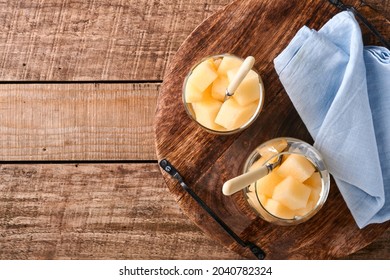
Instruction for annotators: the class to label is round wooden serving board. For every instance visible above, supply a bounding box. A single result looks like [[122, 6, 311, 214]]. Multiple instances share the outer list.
[[154, 0, 390, 259]]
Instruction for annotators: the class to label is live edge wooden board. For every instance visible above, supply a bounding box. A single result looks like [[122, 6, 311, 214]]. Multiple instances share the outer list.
[[154, 0, 390, 259]]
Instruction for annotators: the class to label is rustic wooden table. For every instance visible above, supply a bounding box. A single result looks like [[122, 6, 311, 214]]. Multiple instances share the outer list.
[[0, 0, 389, 260]]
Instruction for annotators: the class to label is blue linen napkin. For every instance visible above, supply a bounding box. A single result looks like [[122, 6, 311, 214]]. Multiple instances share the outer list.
[[274, 11, 390, 229]]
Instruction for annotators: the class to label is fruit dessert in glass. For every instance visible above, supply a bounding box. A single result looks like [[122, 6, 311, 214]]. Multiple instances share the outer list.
[[182, 54, 264, 134], [243, 137, 330, 225]]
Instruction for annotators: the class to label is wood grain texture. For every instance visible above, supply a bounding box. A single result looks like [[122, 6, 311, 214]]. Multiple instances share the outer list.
[[0, 0, 388, 261], [365, 0, 390, 18], [0, 0, 230, 81], [0, 163, 243, 259], [0, 83, 157, 160], [0, 163, 388, 260], [155, 0, 390, 259]]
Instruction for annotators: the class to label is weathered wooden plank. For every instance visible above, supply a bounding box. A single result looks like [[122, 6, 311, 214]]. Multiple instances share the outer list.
[[0, 163, 388, 259], [0, 0, 230, 81], [0, 163, 243, 260], [0, 83, 157, 161]]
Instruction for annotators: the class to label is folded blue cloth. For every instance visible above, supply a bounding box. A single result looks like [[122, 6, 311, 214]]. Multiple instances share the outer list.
[[274, 11, 390, 228]]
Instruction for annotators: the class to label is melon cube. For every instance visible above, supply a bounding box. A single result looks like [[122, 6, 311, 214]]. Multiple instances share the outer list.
[[305, 172, 322, 203], [258, 193, 268, 206], [255, 171, 283, 198], [191, 92, 224, 131], [217, 56, 243, 76], [272, 176, 312, 210], [276, 154, 315, 182], [295, 200, 316, 217], [255, 139, 288, 165], [308, 185, 321, 205], [304, 172, 322, 189], [213, 58, 222, 69], [190, 59, 218, 92], [227, 68, 260, 106], [211, 75, 229, 101], [184, 79, 206, 103], [264, 198, 295, 219], [215, 98, 258, 130], [265, 138, 288, 154]]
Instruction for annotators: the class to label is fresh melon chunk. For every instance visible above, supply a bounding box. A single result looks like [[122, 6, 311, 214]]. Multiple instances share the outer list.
[[276, 154, 315, 182], [258, 193, 268, 206], [215, 98, 258, 130], [254, 139, 288, 166], [261, 138, 288, 154], [308, 185, 321, 204], [184, 78, 206, 103], [264, 198, 295, 219], [304, 172, 321, 189], [211, 75, 229, 101], [191, 92, 224, 131], [255, 170, 283, 198], [295, 200, 316, 217], [227, 68, 260, 106], [305, 172, 322, 203], [272, 176, 311, 210], [190, 59, 218, 92], [217, 56, 243, 76], [213, 58, 222, 69]]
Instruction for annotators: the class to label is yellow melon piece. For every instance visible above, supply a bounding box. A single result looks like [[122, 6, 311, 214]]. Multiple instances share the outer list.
[[305, 172, 322, 203], [190, 59, 218, 92], [264, 198, 295, 219], [272, 176, 312, 210], [257, 138, 288, 155], [255, 139, 288, 165], [184, 78, 206, 103], [304, 172, 321, 188], [276, 154, 315, 182], [295, 200, 316, 217], [258, 193, 268, 206], [213, 58, 222, 69], [217, 56, 243, 76], [215, 98, 258, 130], [227, 68, 260, 106], [211, 75, 229, 101], [255, 171, 283, 198], [308, 185, 321, 205], [191, 92, 224, 131]]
